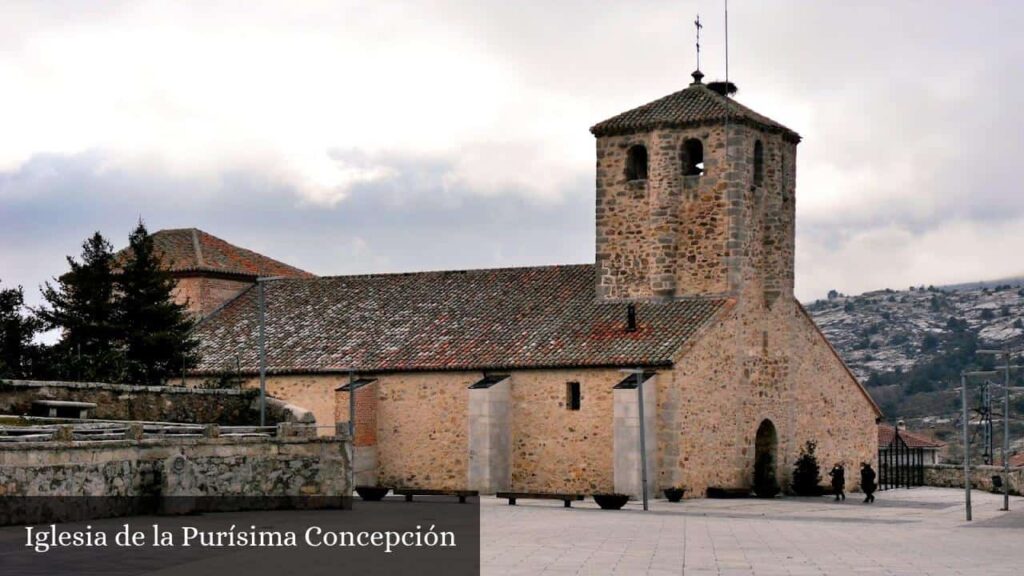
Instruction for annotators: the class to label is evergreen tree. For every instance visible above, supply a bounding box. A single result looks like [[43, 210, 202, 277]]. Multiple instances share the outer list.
[[116, 221, 198, 385], [791, 440, 822, 496], [0, 280, 41, 378], [38, 232, 122, 381]]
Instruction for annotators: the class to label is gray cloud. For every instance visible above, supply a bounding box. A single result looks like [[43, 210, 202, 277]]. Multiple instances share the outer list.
[[1, 1, 1023, 305]]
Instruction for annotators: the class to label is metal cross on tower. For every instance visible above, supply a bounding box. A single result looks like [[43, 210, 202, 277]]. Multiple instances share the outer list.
[[694, 14, 703, 71]]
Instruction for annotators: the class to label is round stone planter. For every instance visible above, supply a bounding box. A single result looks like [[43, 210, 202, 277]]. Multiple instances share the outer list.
[[663, 488, 686, 502], [593, 494, 629, 510], [355, 486, 390, 501]]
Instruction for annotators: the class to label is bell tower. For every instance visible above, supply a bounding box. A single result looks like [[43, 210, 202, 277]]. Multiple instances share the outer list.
[[591, 72, 800, 306]]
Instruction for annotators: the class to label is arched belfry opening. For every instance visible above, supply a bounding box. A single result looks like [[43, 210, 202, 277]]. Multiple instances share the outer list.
[[753, 140, 764, 186], [681, 138, 704, 176], [625, 145, 648, 181], [753, 419, 780, 497]]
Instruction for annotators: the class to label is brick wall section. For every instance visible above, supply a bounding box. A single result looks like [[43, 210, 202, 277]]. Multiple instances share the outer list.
[[336, 384, 378, 447], [172, 276, 253, 317]]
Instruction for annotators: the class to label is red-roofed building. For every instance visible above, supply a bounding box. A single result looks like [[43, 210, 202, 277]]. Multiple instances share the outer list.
[[118, 228, 313, 317], [177, 73, 881, 498], [878, 424, 946, 465]]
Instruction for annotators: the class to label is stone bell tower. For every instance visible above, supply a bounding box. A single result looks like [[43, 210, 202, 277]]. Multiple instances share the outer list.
[[591, 71, 801, 306]]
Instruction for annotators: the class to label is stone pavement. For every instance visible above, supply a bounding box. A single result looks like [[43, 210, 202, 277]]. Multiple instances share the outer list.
[[480, 487, 1023, 575]]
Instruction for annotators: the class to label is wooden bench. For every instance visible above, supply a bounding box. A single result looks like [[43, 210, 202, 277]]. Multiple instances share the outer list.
[[496, 492, 585, 508], [393, 489, 479, 503]]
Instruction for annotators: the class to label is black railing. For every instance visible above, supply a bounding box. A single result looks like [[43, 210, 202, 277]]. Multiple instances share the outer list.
[[879, 428, 925, 490]]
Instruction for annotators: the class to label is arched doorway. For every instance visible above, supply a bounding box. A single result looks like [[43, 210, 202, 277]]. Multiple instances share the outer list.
[[753, 419, 780, 498]]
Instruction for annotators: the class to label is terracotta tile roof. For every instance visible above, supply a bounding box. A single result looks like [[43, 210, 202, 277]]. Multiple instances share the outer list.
[[590, 83, 800, 142], [878, 424, 946, 449], [192, 264, 730, 374], [117, 228, 313, 279]]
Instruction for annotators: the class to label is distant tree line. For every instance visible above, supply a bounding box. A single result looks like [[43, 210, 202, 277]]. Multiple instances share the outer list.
[[0, 222, 199, 385]]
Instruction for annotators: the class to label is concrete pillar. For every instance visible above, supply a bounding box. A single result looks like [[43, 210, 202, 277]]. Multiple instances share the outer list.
[[614, 375, 657, 499], [468, 376, 511, 493]]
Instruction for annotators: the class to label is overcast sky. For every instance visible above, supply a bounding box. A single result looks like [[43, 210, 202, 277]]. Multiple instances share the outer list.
[[2, 0, 1023, 308]]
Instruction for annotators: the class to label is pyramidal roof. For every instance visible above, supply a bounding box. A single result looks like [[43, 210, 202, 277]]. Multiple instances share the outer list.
[[117, 228, 314, 279], [590, 74, 800, 142]]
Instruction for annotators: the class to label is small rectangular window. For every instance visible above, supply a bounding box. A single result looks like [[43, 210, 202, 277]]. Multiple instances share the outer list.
[[566, 382, 581, 411]]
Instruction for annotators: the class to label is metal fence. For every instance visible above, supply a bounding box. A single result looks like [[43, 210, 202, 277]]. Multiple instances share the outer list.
[[879, 428, 925, 490]]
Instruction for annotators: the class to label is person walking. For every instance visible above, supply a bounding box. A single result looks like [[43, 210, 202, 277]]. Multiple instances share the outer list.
[[829, 463, 846, 501], [861, 462, 876, 503]]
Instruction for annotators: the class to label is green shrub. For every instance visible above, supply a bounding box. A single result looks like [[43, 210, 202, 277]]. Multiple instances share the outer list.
[[791, 440, 822, 496]]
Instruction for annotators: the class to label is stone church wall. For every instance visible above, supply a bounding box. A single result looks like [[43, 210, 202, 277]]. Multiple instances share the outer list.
[[657, 296, 878, 497]]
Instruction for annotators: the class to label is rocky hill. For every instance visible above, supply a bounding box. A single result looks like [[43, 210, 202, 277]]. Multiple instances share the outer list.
[[805, 280, 1024, 429], [807, 282, 1024, 382]]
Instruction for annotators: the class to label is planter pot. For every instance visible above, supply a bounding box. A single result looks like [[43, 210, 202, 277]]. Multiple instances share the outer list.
[[355, 486, 390, 501], [593, 494, 629, 510], [663, 488, 686, 502]]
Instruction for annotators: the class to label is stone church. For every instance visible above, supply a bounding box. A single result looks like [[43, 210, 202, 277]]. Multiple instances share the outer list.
[[171, 72, 880, 497]]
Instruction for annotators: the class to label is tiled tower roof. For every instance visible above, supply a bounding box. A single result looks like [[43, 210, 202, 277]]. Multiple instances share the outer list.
[[590, 76, 800, 142]]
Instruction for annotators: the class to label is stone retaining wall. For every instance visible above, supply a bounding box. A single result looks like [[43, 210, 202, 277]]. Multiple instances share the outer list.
[[0, 431, 351, 524], [923, 464, 1024, 495], [0, 380, 311, 425]]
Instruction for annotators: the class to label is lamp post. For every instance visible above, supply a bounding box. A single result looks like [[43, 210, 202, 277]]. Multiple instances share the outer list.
[[977, 348, 1021, 512], [257, 278, 267, 427], [256, 276, 286, 428], [962, 369, 1000, 521], [961, 372, 972, 521]]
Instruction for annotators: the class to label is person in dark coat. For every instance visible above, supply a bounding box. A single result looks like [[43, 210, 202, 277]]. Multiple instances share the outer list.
[[861, 462, 876, 503], [829, 463, 846, 501]]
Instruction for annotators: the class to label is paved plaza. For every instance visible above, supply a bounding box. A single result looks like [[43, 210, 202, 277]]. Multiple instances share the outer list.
[[481, 487, 1023, 575]]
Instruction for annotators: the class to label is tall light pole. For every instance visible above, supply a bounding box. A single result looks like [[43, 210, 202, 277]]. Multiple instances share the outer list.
[[963, 369, 1000, 521], [977, 348, 1021, 512], [961, 372, 972, 521], [257, 278, 267, 427], [256, 276, 286, 428]]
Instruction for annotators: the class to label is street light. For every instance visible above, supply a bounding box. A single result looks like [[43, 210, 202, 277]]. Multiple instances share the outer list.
[[961, 370, 998, 521], [256, 276, 287, 427], [976, 348, 1022, 512]]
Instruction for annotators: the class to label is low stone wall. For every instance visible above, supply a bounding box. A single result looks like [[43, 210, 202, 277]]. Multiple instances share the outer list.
[[0, 431, 351, 524], [923, 464, 1024, 495], [0, 380, 312, 425]]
